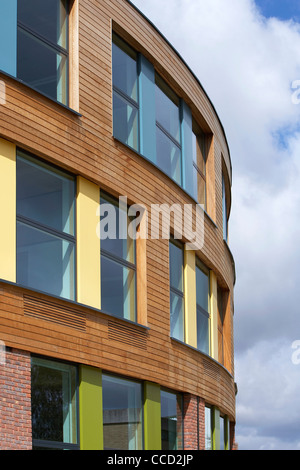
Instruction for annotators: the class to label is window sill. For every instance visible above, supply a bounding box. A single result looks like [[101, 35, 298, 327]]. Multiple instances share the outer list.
[[0, 69, 82, 117]]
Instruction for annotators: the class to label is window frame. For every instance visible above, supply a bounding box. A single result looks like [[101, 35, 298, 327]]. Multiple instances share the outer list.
[[192, 120, 207, 208], [112, 32, 140, 152], [155, 74, 182, 185], [102, 372, 144, 450], [16, 149, 76, 301], [17, 0, 70, 106], [169, 237, 185, 342], [100, 192, 137, 323], [160, 388, 184, 451], [196, 258, 210, 355], [31, 356, 80, 450]]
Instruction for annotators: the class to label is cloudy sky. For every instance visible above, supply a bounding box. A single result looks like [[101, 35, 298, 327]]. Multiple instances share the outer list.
[[130, 0, 300, 450]]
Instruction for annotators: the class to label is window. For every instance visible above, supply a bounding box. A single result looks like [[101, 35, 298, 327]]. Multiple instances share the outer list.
[[155, 75, 181, 185], [169, 239, 185, 342], [220, 415, 229, 450], [217, 285, 225, 366], [17, 0, 69, 105], [192, 121, 206, 208], [161, 389, 183, 450], [31, 357, 79, 450], [112, 33, 139, 151], [102, 374, 143, 450], [16, 151, 75, 300], [205, 406, 212, 450], [222, 173, 228, 242], [196, 259, 210, 355], [100, 194, 136, 322]]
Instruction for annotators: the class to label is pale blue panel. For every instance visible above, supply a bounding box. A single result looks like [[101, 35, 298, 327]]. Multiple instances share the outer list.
[[138, 55, 156, 163], [180, 101, 195, 198], [0, 0, 17, 76]]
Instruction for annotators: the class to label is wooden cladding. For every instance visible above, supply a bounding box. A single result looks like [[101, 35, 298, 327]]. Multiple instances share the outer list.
[[23, 294, 86, 332], [108, 319, 148, 350]]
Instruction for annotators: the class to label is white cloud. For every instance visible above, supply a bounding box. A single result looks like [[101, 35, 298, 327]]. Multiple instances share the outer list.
[[130, 0, 300, 450]]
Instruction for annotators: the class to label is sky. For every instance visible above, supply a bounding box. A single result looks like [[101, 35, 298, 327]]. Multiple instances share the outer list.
[[130, 0, 300, 450]]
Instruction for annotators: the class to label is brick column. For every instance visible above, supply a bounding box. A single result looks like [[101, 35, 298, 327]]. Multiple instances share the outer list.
[[198, 397, 206, 450], [0, 348, 32, 450], [183, 393, 198, 450]]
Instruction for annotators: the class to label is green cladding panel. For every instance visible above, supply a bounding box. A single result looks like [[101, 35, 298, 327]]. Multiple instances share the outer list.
[[0, 0, 17, 76], [79, 365, 103, 450], [144, 382, 161, 450]]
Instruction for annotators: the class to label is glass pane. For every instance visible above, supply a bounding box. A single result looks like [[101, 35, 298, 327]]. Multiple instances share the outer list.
[[192, 130, 206, 174], [155, 77, 180, 142], [156, 126, 181, 184], [17, 153, 75, 236], [31, 358, 77, 444], [102, 374, 143, 450], [220, 416, 225, 450], [17, 28, 68, 105], [17, 222, 75, 301], [18, 0, 68, 48], [112, 38, 137, 102], [170, 291, 184, 342], [101, 255, 136, 322], [169, 241, 183, 292], [100, 195, 135, 264], [196, 264, 209, 312], [197, 309, 209, 354], [113, 92, 139, 151], [161, 390, 183, 450], [205, 407, 212, 450]]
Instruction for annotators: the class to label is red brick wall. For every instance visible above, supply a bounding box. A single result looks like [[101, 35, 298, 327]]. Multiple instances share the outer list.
[[0, 348, 32, 450], [183, 394, 199, 449]]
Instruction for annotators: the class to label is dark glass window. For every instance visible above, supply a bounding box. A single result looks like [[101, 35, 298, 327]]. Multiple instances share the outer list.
[[112, 34, 139, 151], [155, 75, 181, 185], [16, 151, 75, 300], [100, 194, 136, 321], [196, 259, 210, 354], [169, 239, 184, 341], [161, 390, 183, 450], [17, 0, 69, 105], [217, 285, 225, 366], [192, 120, 207, 207], [102, 374, 143, 450], [222, 173, 228, 241], [31, 357, 79, 450]]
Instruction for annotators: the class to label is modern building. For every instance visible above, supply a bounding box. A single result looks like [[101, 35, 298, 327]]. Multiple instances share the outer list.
[[0, 0, 237, 451]]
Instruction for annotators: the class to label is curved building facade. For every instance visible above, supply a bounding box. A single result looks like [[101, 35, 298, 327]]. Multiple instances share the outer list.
[[0, 0, 237, 450]]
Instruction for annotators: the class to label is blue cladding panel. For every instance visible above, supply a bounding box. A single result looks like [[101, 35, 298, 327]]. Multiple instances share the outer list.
[[0, 0, 17, 76], [138, 55, 156, 163]]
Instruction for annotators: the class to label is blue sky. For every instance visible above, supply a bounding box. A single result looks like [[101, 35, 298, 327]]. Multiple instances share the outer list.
[[131, 0, 300, 450], [255, 0, 300, 21]]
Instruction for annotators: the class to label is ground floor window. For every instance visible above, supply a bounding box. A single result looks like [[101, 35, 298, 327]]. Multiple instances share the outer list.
[[161, 389, 183, 450], [31, 357, 79, 450], [102, 374, 143, 450]]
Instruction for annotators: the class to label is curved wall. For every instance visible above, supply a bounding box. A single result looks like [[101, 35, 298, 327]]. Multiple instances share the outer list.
[[0, 0, 236, 449]]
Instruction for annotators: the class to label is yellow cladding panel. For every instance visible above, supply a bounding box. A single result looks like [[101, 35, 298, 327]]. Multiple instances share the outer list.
[[77, 176, 101, 310], [210, 271, 218, 361], [0, 139, 16, 283], [184, 247, 197, 349]]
